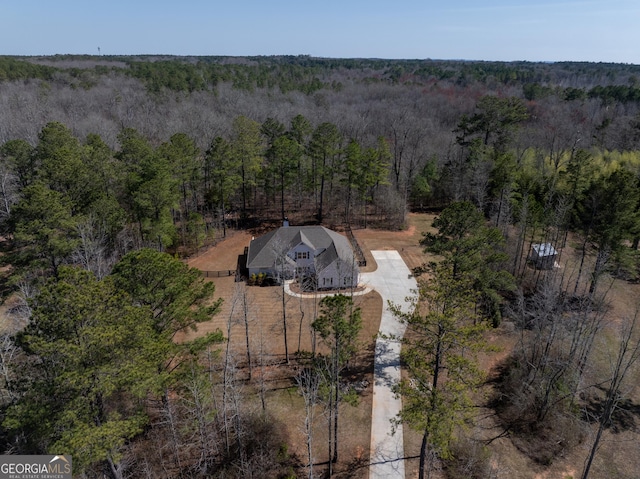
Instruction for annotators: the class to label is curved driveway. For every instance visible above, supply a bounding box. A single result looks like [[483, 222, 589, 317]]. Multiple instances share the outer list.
[[361, 250, 417, 479]]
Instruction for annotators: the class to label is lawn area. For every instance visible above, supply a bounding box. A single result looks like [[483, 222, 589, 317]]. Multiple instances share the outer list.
[[180, 214, 437, 477], [182, 227, 386, 478], [183, 215, 640, 479]]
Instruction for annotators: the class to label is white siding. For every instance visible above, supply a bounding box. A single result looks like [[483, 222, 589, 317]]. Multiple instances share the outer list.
[[317, 259, 359, 289], [288, 243, 315, 269]]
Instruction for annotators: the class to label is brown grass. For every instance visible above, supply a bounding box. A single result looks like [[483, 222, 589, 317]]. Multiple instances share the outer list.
[[183, 228, 382, 478], [353, 213, 437, 273], [184, 215, 640, 479], [475, 232, 640, 479]]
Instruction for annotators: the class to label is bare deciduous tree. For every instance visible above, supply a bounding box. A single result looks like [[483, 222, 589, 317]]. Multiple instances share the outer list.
[[72, 215, 116, 279], [581, 309, 640, 479], [296, 367, 322, 479]]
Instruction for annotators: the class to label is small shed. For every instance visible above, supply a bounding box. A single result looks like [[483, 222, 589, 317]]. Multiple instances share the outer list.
[[529, 243, 558, 270]]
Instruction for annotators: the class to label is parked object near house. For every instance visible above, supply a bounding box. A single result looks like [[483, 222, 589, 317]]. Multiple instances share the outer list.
[[528, 243, 558, 270], [246, 224, 359, 290]]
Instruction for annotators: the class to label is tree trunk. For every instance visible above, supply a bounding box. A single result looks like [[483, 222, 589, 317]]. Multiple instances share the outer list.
[[332, 333, 341, 464], [581, 411, 606, 479], [588, 247, 610, 296], [581, 308, 640, 478], [222, 295, 238, 454], [298, 299, 305, 354], [282, 281, 289, 364], [241, 163, 247, 217], [241, 286, 252, 380], [327, 383, 333, 477], [318, 174, 325, 222], [107, 456, 124, 479], [162, 392, 182, 469], [220, 177, 227, 237], [574, 233, 590, 295], [418, 429, 430, 479], [280, 170, 286, 220]]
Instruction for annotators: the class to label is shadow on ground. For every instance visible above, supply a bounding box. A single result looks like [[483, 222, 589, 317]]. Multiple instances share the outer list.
[[582, 386, 640, 433]]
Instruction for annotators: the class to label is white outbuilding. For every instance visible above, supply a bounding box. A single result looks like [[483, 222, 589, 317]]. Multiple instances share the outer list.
[[529, 243, 558, 270]]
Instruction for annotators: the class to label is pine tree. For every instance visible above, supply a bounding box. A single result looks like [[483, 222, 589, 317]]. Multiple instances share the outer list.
[[391, 264, 488, 479], [3, 268, 165, 475], [312, 294, 362, 472], [421, 201, 515, 326]]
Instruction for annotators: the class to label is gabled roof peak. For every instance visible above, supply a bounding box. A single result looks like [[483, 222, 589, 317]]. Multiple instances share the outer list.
[[247, 225, 354, 270], [298, 230, 316, 250]]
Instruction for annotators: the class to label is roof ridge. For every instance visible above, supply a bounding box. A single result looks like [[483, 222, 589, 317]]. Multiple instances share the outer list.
[[299, 230, 316, 250]]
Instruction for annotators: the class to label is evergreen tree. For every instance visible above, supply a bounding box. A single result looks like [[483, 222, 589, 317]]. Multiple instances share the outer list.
[[116, 128, 178, 248], [456, 95, 528, 153], [230, 116, 263, 218], [34, 122, 95, 211], [0, 139, 35, 190], [574, 167, 640, 294], [3, 268, 165, 475], [205, 136, 240, 236], [10, 182, 79, 278], [269, 135, 302, 219], [159, 132, 201, 216], [421, 201, 515, 325], [307, 122, 342, 222], [312, 294, 362, 471], [391, 264, 488, 479], [111, 248, 222, 340]]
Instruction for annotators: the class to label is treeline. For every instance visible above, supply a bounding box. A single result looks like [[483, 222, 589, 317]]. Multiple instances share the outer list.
[[0, 116, 395, 284], [5, 55, 640, 180], [6, 55, 640, 94], [525, 82, 640, 103], [125, 60, 328, 94], [0, 57, 57, 82]]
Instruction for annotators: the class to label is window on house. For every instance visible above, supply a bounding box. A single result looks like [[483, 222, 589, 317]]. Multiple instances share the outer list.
[[296, 251, 309, 260]]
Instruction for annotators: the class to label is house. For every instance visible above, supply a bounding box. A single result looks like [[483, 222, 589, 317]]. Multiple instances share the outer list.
[[246, 224, 359, 289], [528, 243, 558, 270]]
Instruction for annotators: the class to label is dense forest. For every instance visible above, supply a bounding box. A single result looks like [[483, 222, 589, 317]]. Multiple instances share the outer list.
[[1, 55, 640, 478]]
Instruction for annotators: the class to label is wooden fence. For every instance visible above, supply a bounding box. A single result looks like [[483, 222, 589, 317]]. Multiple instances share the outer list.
[[345, 226, 367, 267]]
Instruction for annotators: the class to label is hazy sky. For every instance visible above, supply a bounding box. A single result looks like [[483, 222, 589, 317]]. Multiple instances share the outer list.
[[2, 0, 638, 64]]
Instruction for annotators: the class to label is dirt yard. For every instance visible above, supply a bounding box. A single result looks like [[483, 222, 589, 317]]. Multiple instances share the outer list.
[[183, 228, 383, 478], [181, 217, 435, 478], [183, 215, 640, 479], [353, 213, 437, 273]]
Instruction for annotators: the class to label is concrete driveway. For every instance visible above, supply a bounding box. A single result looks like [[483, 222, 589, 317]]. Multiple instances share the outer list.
[[361, 250, 417, 479]]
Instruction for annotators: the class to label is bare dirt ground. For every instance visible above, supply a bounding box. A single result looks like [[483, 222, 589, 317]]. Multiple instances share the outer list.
[[183, 229, 382, 478], [353, 213, 437, 273], [472, 234, 640, 479], [184, 216, 640, 479]]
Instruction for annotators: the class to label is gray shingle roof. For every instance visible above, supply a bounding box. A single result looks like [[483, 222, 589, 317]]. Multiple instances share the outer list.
[[247, 225, 355, 272]]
